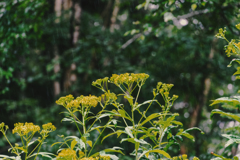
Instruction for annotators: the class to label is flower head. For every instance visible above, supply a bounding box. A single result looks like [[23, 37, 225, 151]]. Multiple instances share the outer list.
[[12, 122, 40, 136], [99, 91, 117, 105], [109, 73, 149, 86], [225, 40, 240, 57], [80, 157, 99, 160], [76, 95, 98, 108], [40, 123, 56, 136], [57, 148, 77, 160]]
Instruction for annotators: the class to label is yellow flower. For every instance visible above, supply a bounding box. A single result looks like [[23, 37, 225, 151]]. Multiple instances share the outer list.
[[193, 157, 200, 160], [0, 122, 5, 132], [12, 122, 40, 136], [172, 154, 188, 160], [79, 151, 85, 158], [56, 94, 74, 106], [40, 123, 56, 136], [236, 23, 240, 30], [100, 155, 111, 160], [80, 157, 98, 160], [76, 95, 98, 107], [99, 91, 117, 104], [57, 148, 77, 160], [109, 73, 149, 86]]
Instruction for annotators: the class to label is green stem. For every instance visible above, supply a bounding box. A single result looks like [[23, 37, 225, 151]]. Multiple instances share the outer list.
[[138, 96, 156, 125], [88, 118, 112, 157], [71, 113, 82, 137], [82, 107, 87, 157], [33, 138, 45, 160], [2, 133, 19, 156], [28, 140, 42, 158]]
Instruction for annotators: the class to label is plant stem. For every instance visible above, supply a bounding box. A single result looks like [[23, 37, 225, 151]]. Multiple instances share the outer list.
[[71, 113, 82, 137], [88, 118, 112, 157], [3, 133, 19, 156], [82, 107, 87, 157]]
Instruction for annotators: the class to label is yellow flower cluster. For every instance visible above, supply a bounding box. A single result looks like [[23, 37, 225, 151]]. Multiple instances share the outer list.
[[56, 94, 99, 110], [236, 23, 240, 30], [110, 73, 149, 86], [225, 40, 240, 57], [56, 94, 75, 106], [99, 91, 117, 104], [157, 82, 175, 99], [215, 28, 226, 39], [57, 148, 77, 160], [76, 95, 98, 107], [172, 154, 199, 160], [12, 122, 40, 136], [80, 157, 98, 160], [92, 77, 109, 88], [40, 123, 56, 136], [100, 155, 111, 160], [172, 154, 188, 160], [0, 122, 5, 132]]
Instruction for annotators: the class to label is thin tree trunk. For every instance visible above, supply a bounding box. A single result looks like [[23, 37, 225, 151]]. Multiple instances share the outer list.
[[189, 38, 217, 128], [101, 0, 113, 29], [110, 0, 120, 33], [53, 0, 62, 96], [63, 0, 81, 91], [186, 38, 217, 156]]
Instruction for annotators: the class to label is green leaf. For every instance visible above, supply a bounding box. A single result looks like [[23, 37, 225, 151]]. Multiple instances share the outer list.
[[140, 113, 162, 126], [101, 130, 125, 143], [211, 109, 240, 122], [137, 149, 171, 160], [71, 139, 78, 150], [222, 134, 240, 144], [61, 117, 83, 125], [125, 126, 134, 138], [133, 99, 157, 111], [120, 138, 149, 145], [211, 152, 232, 160], [103, 147, 124, 155], [28, 152, 56, 159], [227, 59, 240, 67], [210, 97, 240, 108], [0, 155, 19, 159], [87, 140, 92, 147]]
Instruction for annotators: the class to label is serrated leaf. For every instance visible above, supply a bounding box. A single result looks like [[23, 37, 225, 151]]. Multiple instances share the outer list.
[[211, 109, 240, 122], [225, 139, 234, 147], [210, 97, 240, 108]]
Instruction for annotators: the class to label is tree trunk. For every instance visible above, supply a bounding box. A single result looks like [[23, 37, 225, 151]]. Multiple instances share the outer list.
[[189, 38, 217, 128], [110, 0, 120, 33], [63, 0, 81, 92], [53, 0, 62, 96]]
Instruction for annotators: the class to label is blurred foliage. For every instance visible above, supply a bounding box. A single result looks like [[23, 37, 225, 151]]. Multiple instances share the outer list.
[[0, 0, 240, 159]]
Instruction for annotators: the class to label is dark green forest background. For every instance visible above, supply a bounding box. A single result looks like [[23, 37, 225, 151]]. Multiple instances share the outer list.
[[1, 0, 240, 159]]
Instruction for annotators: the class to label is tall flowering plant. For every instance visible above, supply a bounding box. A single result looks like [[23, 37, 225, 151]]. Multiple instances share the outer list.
[[0, 122, 56, 160], [1, 73, 202, 160], [210, 24, 240, 160]]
